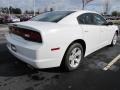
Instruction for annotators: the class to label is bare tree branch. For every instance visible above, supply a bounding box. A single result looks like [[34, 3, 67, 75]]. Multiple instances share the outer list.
[[81, 0, 94, 10], [103, 0, 111, 14]]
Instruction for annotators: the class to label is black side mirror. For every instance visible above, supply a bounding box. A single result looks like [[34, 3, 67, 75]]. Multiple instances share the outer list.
[[107, 22, 113, 25]]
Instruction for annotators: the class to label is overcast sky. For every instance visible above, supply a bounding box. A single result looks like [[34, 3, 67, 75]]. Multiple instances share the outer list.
[[0, 0, 120, 13]]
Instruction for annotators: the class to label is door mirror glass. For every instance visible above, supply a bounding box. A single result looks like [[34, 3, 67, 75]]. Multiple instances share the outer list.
[[107, 22, 113, 25], [103, 22, 113, 25]]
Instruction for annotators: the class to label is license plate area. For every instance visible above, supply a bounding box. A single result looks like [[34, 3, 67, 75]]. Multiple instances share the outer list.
[[11, 44, 17, 52]]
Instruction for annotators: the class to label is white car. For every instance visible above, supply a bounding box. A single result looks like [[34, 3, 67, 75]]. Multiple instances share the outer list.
[[6, 10, 119, 71], [6, 15, 20, 23]]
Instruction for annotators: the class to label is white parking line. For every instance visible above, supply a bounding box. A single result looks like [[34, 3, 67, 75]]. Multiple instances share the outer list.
[[103, 54, 120, 71]]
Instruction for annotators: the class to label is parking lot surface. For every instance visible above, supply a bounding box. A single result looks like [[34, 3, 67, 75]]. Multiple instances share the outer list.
[[0, 24, 120, 90]]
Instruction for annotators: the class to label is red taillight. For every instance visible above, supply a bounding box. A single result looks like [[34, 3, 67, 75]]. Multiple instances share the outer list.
[[24, 31, 42, 43], [9, 26, 42, 43]]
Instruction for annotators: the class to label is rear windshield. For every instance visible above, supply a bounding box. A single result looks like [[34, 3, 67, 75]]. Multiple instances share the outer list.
[[30, 11, 74, 23]]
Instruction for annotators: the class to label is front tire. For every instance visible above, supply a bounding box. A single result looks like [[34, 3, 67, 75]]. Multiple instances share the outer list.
[[110, 33, 118, 46], [61, 43, 84, 71]]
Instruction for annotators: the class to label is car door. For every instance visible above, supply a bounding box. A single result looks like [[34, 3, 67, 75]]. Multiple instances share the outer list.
[[77, 13, 101, 55], [93, 14, 113, 47]]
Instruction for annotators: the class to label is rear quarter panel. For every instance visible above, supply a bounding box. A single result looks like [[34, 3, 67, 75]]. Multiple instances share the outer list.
[[41, 24, 84, 62]]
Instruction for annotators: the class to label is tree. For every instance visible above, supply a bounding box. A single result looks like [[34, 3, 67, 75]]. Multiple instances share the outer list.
[[9, 6, 13, 14], [24, 10, 29, 14], [103, 0, 111, 15], [118, 12, 120, 16], [12, 8, 22, 14], [0, 6, 22, 14], [2, 7, 9, 14], [50, 7, 54, 12], [112, 11, 118, 16], [81, 0, 94, 10], [15, 8, 22, 14]]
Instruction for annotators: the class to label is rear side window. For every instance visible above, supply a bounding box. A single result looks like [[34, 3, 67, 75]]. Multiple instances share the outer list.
[[31, 11, 75, 23], [77, 13, 94, 25], [93, 14, 107, 25]]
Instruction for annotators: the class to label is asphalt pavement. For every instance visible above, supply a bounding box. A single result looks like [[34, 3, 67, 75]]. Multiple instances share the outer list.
[[0, 24, 120, 90]]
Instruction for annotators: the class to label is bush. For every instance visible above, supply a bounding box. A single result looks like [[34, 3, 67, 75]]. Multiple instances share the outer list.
[[113, 20, 120, 25]]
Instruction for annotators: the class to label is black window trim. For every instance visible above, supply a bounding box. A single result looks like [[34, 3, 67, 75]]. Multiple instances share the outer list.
[[93, 13, 107, 26], [77, 12, 108, 26], [77, 13, 94, 25]]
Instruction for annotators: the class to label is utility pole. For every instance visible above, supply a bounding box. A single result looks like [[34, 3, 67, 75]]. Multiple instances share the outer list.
[[8, 0, 10, 16], [81, 0, 94, 10], [104, 0, 111, 15], [82, 0, 85, 10], [33, 0, 35, 16]]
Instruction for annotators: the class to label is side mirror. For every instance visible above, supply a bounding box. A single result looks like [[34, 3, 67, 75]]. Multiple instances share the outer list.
[[107, 22, 113, 25]]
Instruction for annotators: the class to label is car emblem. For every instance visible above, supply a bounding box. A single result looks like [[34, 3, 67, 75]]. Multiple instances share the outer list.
[[24, 34, 30, 38]]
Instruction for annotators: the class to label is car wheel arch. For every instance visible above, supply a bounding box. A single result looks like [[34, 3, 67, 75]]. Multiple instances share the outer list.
[[116, 30, 119, 36], [110, 30, 119, 46], [60, 39, 86, 66]]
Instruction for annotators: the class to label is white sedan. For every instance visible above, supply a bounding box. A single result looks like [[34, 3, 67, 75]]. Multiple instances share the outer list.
[[6, 10, 119, 71]]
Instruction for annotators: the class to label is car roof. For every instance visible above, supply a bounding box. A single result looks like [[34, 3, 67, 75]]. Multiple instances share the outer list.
[[53, 10, 100, 17], [54, 10, 98, 14], [75, 10, 99, 15]]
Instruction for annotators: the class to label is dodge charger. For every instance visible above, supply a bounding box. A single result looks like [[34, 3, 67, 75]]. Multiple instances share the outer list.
[[6, 10, 119, 71]]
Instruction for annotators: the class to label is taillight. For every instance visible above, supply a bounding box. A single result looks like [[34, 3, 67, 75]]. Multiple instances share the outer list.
[[9, 26, 42, 43], [23, 30, 42, 43]]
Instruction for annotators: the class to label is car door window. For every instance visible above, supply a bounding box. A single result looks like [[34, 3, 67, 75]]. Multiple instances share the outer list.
[[93, 14, 107, 25], [77, 13, 94, 25]]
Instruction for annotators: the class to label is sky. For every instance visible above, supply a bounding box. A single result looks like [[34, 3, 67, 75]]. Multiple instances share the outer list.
[[0, 0, 120, 13]]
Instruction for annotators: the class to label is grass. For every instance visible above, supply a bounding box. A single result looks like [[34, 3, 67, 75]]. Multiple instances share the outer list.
[[108, 20, 120, 25]]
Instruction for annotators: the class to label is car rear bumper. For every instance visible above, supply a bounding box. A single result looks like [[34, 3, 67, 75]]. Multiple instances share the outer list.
[[6, 34, 61, 69], [7, 46, 59, 68]]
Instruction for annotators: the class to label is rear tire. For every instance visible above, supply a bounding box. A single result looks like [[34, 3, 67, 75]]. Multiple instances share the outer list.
[[61, 43, 84, 71]]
